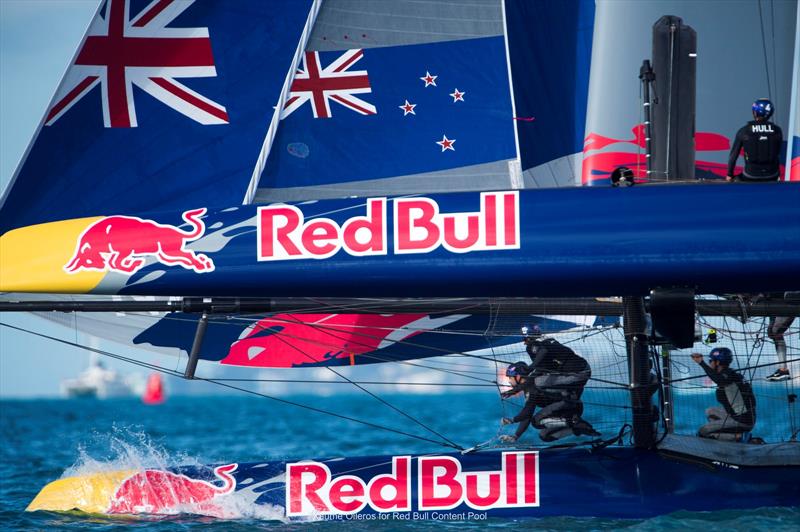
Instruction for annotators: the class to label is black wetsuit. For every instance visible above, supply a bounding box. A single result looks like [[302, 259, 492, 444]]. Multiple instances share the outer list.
[[699, 362, 756, 426], [727, 120, 783, 181], [526, 338, 590, 376], [508, 339, 593, 440]]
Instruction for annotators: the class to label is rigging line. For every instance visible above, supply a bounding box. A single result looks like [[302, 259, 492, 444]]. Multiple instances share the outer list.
[[758, 0, 773, 99], [666, 356, 800, 384], [0, 322, 184, 377], [199, 378, 464, 451], [770, 0, 777, 111], [0, 321, 462, 452], [263, 312, 620, 370], [261, 325, 499, 382], [268, 329, 464, 450], [747, 318, 769, 385], [265, 320, 632, 388], [210, 378, 499, 387], [257, 314, 502, 381]]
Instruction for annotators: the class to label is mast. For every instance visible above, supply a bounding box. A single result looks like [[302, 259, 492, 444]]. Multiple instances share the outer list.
[[622, 296, 655, 448], [500, 0, 523, 190], [649, 16, 696, 181], [243, 0, 323, 204]]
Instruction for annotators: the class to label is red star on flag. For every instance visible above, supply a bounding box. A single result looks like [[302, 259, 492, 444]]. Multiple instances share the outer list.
[[436, 135, 456, 152], [420, 71, 438, 87], [449, 88, 465, 102], [399, 99, 417, 116]]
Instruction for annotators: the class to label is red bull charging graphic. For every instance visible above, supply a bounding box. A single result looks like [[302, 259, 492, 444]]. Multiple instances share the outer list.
[[64, 208, 214, 274], [108, 463, 237, 516], [220, 313, 467, 367]]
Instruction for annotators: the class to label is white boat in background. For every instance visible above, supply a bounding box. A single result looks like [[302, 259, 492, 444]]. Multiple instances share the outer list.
[[60, 355, 133, 399]]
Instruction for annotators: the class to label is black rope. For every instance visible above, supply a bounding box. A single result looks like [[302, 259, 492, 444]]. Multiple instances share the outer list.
[[0, 322, 463, 452], [666, 356, 800, 384], [212, 378, 497, 387], [758, 0, 773, 99], [267, 326, 464, 450]]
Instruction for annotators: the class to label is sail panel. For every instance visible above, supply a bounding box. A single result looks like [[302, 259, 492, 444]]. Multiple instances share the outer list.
[[133, 311, 592, 368], [505, 0, 594, 186], [306, 0, 504, 51], [254, 160, 514, 203], [0, 0, 314, 233], [255, 35, 517, 194]]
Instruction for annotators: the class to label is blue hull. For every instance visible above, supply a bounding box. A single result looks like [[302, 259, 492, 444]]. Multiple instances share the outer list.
[[167, 446, 799, 519]]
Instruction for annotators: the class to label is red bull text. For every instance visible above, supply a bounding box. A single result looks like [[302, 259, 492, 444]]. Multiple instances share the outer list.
[[258, 192, 520, 261], [286, 452, 538, 517], [64, 208, 214, 274]]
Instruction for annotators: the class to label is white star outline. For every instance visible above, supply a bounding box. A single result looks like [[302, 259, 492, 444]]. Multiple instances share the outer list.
[[420, 71, 438, 87], [436, 135, 456, 152], [449, 88, 465, 102], [399, 99, 417, 116]]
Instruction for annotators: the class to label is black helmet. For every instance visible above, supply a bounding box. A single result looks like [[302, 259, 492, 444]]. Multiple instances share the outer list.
[[506, 361, 531, 378]]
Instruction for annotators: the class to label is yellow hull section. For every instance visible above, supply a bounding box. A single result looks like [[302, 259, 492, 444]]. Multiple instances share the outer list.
[[0, 218, 105, 293], [26, 470, 133, 513]]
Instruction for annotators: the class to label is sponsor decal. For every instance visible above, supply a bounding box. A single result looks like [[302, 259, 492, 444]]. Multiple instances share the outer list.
[[258, 192, 519, 261], [286, 452, 538, 517], [109, 464, 237, 516], [64, 208, 214, 275]]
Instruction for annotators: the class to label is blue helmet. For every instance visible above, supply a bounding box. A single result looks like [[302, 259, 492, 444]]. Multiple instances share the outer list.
[[709, 347, 733, 366], [506, 361, 531, 378], [752, 98, 774, 120]]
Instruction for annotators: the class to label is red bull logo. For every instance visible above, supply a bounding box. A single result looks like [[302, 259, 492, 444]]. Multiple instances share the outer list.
[[220, 313, 466, 368], [286, 452, 538, 517], [258, 192, 519, 262], [108, 463, 237, 516], [64, 208, 214, 275]]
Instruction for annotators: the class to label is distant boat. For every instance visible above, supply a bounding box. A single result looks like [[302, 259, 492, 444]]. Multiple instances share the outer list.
[[142, 373, 165, 405], [60, 355, 133, 399]]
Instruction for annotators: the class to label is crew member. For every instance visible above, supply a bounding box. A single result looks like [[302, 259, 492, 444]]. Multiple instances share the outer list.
[[499, 328, 598, 442], [726, 98, 783, 182], [690, 347, 756, 441], [767, 316, 795, 381]]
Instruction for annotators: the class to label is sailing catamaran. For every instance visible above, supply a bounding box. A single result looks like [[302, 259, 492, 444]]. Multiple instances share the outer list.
[[1, 0, 799, 520]]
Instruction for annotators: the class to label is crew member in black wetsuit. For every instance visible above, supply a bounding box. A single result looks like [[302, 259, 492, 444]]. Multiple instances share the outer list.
[[499, 329, 599, 442], [726, 98, 783, 182], [690, 347, 757, 441]]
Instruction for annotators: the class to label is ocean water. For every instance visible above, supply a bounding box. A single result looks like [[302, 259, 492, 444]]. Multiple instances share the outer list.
[[1, 393, 798, 530]]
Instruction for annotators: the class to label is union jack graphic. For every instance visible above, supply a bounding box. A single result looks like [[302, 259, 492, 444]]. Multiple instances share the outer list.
[[45, 0, 228, 128], [282, 49, 376, 119]]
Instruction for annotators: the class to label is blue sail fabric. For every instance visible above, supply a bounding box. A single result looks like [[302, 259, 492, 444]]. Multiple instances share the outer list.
[[505, 0, 595, 172], [258, 36, 517, 189], [0, 0, 312, 233]]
